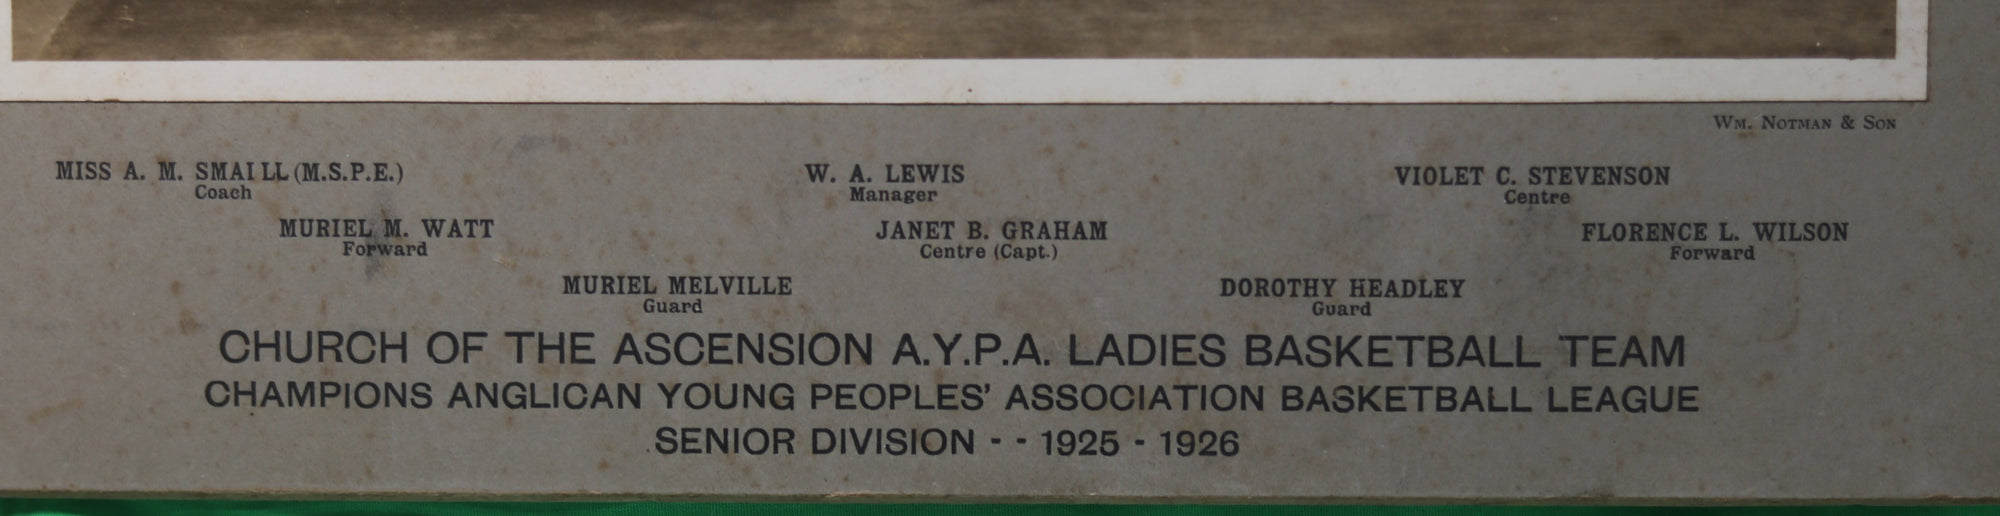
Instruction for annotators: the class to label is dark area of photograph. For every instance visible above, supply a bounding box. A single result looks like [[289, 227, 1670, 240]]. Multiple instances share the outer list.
[[15, 0, 1894, 61]]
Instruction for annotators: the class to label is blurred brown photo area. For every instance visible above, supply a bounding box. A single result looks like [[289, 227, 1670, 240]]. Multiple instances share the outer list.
[[16, 0, 1894, 61]]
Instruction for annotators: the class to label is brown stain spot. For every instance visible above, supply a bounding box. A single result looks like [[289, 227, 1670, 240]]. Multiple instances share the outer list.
[[26, 399, 84, 424], [598, 459, 612, 471], [633, 230, 652, 253], [169, 281, 183, 296], [178, 309, 202, 335], [1756, 371, 1775, 386], [259, 192, 285, 222], [1419, 136, 1453, 161]]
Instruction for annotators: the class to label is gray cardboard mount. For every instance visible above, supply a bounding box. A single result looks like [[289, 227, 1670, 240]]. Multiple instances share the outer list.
[[0, 2, 1996, 504]]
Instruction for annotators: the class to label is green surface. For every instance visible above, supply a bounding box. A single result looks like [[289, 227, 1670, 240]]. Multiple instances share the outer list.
[[2, 501, 1998, 516]]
